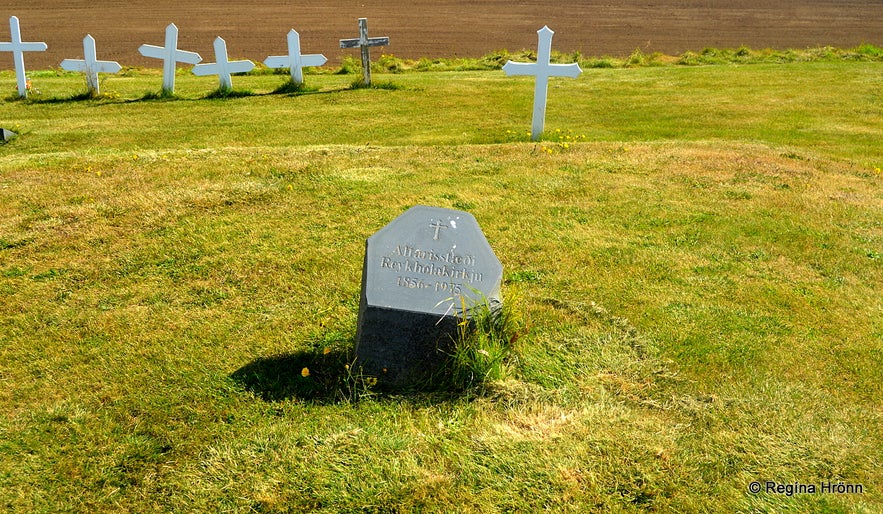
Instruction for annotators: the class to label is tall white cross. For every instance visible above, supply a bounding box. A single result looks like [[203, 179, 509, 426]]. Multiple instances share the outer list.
[[60, 35, 122, 96], [264, 29, 327, 85], [139, 24, 202, 94], [339, 18, 389, 86], [503, 26, 582, 141], [0, 16, 47, 98], [192, 37, 254, 90]]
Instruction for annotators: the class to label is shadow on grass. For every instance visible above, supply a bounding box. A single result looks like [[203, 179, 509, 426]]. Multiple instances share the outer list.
[[5, 80, 398, 105], [14, 91, 103, 103], [229, 326, 472, 404], [230, 349, 475, 406], [231, 348, 359, 404]]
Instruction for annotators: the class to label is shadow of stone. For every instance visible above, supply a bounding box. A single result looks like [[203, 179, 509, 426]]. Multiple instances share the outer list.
[[230, 348, 354, 404], [230, 346, 472, 405]]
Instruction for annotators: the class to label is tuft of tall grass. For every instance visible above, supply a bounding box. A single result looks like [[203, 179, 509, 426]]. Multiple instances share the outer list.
[[443, 287, 528, 391], [203, 87, 255, 99], [270, 79, 319, 96]]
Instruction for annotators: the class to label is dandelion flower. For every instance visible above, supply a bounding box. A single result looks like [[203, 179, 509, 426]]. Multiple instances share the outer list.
[[323, 347, 331, 355], [301, 367, 310, 377]]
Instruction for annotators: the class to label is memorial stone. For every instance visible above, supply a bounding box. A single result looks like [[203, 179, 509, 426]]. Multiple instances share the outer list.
[[355, 205, 503, 387], [1, 128, 17, 142]]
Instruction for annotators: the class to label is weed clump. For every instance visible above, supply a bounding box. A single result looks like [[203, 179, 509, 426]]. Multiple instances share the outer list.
[[204, 87, 254, 99], [348, 78, 402, 90], [271, 79, 319, 95], [442, 288, 528, 392]]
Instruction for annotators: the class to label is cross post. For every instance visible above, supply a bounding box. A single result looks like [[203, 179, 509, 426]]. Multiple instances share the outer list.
[[60, 34, 122, 96], [264, 29, 327, 85], [339, 18, 389, 86], [0, 16, 47, 98], [139, 24, 202, 94], [503, 26, 582, 141], [192, 37, 255, 91]]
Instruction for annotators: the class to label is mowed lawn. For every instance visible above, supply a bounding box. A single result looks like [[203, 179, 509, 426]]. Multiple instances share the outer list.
[[1, 60, 881, 512]]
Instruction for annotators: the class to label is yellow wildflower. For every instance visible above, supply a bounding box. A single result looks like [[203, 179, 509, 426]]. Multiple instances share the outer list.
[[301, 367, 310, 377]]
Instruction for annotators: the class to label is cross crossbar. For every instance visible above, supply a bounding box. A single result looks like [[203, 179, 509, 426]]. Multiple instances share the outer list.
[[339, 37, 389, 49]]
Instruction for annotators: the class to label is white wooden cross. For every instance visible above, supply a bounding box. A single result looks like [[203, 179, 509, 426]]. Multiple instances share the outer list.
[[192, 37, 254, 90], [60, 35, 122, 96], [264, 29, 327, 85], [139, 23, 202, 94], [339, 18, 389, 86], [503, 26, 582, 141], [0, 16, 47, 98]]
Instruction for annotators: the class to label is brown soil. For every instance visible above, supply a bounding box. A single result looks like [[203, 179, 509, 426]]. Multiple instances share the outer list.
[[3, 1, 882, 70]]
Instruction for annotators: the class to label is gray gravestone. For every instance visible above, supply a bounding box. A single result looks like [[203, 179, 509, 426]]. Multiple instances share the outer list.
[[1, 128, 17, 142], [355, 205, 502, 387]]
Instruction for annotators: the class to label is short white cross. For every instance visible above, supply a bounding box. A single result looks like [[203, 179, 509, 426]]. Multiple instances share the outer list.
[[503, 26, 582, 141], [264, 29, 327, 85], [60, 34, 122, 96], [139, 24, 202, 94], [0, 16, 47, 98], [192, 37, 254, 91], [339, 18, 389, 86]]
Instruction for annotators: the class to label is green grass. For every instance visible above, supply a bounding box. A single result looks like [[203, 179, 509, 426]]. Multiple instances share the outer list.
[[1, 54, 881, 512]]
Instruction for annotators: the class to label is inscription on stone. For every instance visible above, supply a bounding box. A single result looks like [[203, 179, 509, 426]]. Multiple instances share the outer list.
[[355, 205, 502, 387]]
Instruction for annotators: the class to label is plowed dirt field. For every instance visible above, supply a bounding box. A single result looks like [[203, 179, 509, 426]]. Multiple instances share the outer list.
[[3, 1, 882, 69]]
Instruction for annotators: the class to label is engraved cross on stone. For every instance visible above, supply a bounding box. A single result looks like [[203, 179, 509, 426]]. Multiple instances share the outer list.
[[60, 35, 122, 96], [339, 18, 389, 86], [0, 16, 47, 98], [139, 24, 203, 94], [430, 220, 448, 240], [503, 26, 582, 141]]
